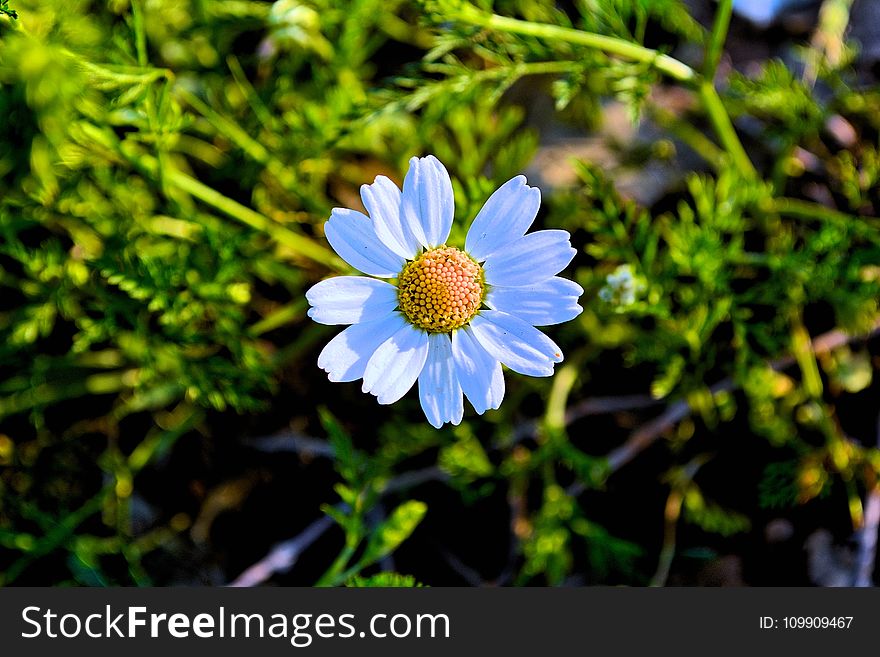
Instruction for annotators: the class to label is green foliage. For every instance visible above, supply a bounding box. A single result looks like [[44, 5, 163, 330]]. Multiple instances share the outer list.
[[359, 501, 428, 567], [346, 572, 423, 587], [315, 413, 429, 586], [727, 60, 826, 140], [1, 0, 879, 588]]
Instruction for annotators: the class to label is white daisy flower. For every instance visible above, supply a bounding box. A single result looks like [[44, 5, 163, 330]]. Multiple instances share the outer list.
[[306, 155, 583, 428]]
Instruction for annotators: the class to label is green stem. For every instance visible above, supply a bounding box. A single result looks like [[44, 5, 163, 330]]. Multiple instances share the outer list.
[[648, 104, 725, 170], [770, 197, 864, 225], [700, 0, 750, 176], [542, 363, 578, 441], [177, 87, 273, 167], [697, 81, 757, 178], [176, 87, 327, 215], [452, 7, 696, 83], [0, 370, 134, 421], [226, 55, 277, 133], [315, 542, 358, 587], [3, 492, 107, 585], [650, 488, 682, 587], [249, 300, 307, 336], [78, 61, 172, 84], [169, 167, 344, 269], [791, 317, 824, 399], [502, 60, 589, 77], [123, 149, 344, 270], [131, 0, 148, 67], [703, 0, 733, 78]]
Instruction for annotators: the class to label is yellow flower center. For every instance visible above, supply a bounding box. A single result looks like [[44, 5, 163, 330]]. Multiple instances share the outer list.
[[397, 247, 484, 333]]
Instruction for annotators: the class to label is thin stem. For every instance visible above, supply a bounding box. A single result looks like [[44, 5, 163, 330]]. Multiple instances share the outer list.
[[315, 541, 358, 587], [703, 0, 733, 78], [167, 167, 345, 270], [452, 6, 756, 178], [78, 61, 172, 84], [542, 363, 578, 440], [452, 6, 696, 83], [790, 316, 824, 399], [651, 489, 682, 587], [249, 300, 307, 337], [177, 87, 273, 167], [131, 0, 148, 67], [226, 54, 277, 133], [697, 81, 757, 178], [176, 86, 327, 215], [0, 371, 134, 421], [770, 197, 871, 225], [122, 148, 344, 270], [648, 104, 726, 171]]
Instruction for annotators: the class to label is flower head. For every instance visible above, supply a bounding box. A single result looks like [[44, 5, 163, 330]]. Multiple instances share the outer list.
[[306, 155, 583, 427], [599, 264, 645, 307]]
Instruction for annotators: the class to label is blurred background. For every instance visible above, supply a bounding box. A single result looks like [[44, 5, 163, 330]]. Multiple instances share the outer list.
[[1, 0, 879, 587]]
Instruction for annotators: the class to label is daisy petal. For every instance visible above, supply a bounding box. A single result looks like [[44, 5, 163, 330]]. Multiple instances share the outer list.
[[483, 230, 576, 287], [465, 176, 541, 261], [486, 277, 584, 326], [401, 155, 454, 249], [362, 323, 429, 404], [325, 208, 405, 277], [469, 311, 563, 377], [452, 326, 505, 415], [418, 333, 464, 428], [306, 276, 399, 325], [317, 313, 407, 382], [361, 175, 420, 259]]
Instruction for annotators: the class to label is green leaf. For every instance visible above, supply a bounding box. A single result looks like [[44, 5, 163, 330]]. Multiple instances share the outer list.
[[359, 500, 427, 567], [321, 504, 352, 533], [439, 435, 493, 482], [333, 483, 357, 507]]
